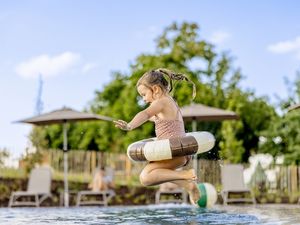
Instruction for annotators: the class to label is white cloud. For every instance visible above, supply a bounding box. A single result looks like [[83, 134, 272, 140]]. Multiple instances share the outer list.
[[209, 31, 231, 45], [15, 52, 81, 79], [82, 63, 98, 73], [267, 36, 300, 55]]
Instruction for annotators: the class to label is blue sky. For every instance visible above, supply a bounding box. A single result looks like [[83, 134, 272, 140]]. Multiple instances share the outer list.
[[1, 0, 300, 161]]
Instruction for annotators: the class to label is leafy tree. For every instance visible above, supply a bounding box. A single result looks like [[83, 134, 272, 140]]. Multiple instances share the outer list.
[[0, 148, 10, 168], [278, 71, 300, 109], [259, 73, 300, 165], [259, 110, 300, 165], [29, 126, 48, 149], [30, 22, 276, 163]]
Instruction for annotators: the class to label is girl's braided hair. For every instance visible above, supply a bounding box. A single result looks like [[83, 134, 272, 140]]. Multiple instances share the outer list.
[[137, 68, 196, 99]]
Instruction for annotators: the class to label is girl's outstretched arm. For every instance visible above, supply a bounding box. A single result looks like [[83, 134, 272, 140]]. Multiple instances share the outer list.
[[114, 99, 163, 130]]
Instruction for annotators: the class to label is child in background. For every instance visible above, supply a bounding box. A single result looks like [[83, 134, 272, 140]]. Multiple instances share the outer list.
[[114, 68, 200, 205]]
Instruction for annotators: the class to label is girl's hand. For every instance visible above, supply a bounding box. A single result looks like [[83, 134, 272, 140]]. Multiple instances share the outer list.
[[113, 120, 132, 131]]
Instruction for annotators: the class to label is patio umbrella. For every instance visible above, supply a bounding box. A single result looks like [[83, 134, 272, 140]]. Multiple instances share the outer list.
[[17, 107, 113, 207], [180, 103, 239, 177], [288, 103, 300, 112], [181, 103, 238, 129]]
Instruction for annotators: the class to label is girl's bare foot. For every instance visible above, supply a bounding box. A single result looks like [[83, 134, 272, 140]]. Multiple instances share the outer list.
[[181, 169, 197, 181], [188, 182, 200, 206]]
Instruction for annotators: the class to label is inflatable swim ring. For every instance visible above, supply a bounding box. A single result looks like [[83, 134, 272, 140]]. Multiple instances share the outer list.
[[127, 131, 215, 162]]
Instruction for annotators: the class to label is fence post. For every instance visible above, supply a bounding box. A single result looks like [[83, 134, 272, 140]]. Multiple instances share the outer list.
[[290, 165, 298, 193], [125, 156, 131, 182], [91, 151, 96, 173]]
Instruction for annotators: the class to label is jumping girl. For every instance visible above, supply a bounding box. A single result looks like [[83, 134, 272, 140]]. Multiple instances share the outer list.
[[113, 68, 200, 205]]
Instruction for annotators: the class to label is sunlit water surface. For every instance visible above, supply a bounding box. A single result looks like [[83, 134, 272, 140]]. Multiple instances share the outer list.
[[1, 204, 300, 225]]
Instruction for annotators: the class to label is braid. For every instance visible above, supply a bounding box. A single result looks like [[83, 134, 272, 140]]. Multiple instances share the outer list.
[[156, 68, 196, 100]]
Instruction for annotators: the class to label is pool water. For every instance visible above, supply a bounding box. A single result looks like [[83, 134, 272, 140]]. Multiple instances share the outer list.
[[1, 204, 300, 225]]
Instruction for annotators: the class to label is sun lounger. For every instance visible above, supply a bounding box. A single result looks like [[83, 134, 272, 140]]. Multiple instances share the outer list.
[[155, 182, 188, 204], [221, 164, 256, 205], [76, 167, 115, 206], [76, 190, 115, 206], [8, 167, 52, 207]]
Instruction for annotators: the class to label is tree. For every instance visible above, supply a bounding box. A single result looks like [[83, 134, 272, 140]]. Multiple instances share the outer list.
[[259, 72, 300, 165], [31, 22, 276, 163], [278, 71, 300, 109], [259, 110, 300, 165], [0, 148, 10, 168]]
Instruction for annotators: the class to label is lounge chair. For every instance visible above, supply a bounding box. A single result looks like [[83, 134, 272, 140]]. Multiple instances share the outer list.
[[8, 167, 52, 207], [76, 167, 115, 206], [221, 164, 256, 205], [76, 190, 115, 206], [155, 182, 188, 204]]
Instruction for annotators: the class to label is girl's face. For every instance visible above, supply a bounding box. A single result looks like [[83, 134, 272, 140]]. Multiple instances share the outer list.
[[137, 84, 154, 103]]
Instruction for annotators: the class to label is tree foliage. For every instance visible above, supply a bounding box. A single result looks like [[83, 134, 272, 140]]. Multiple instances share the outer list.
[[0, 148, 10, 168], [259, 73, 300, 165]]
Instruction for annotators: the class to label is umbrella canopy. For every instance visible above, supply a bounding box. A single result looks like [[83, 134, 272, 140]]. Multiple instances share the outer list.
[[17, 106, 113, 207], [181, 103, 238, 122], [180, 103, 238, 180], [18, 107, 113, 125], [288, 103, 300, 112]]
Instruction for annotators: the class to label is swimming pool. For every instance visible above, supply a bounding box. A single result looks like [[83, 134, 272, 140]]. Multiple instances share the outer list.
[[1, 204, 300, 225]]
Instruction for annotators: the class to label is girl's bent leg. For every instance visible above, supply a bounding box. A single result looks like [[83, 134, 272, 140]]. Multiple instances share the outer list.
[[170, 180, 200, 206], [139, 156, 196, 186], [139, 156, 201, 205]]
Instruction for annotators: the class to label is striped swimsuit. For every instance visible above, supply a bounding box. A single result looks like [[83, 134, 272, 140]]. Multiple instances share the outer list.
[[152, 97, 191, 165], [154, 116, 185, 140]]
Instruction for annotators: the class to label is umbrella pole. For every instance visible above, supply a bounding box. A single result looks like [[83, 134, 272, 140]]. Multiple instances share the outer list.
[[192, 120, 198, 182], [63, 122, 69, 207]]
